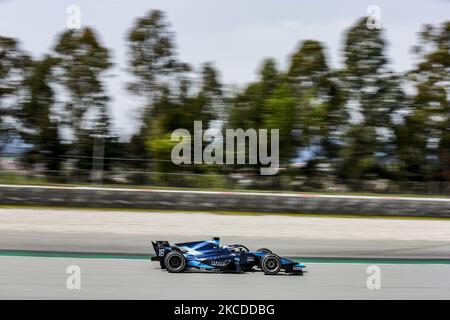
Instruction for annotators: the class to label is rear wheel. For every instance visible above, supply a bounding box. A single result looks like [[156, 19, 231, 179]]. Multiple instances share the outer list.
[[164, 251, 187, 273], [260, 254, 281, 275]]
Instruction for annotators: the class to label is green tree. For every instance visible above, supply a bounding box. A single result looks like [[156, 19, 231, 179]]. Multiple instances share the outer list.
[[227, 58, 280, 131], [338, 18, 406, 182], [19, 56, 64, 175], [53, 27, 112, 174], [127, 10, 186, 103], [127, 11, 224, 182], [146, 63, 224, 176], [287, 40, 346, 176], [167, 62, 223, 132], [126, 10, 189, 173], [397, 21, 450, 181], [0, 36, 31, 155], [225, 58, 286, 176], [262, 83, 297, 163]]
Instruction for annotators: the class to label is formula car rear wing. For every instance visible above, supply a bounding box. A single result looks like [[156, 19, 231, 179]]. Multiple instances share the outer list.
[[151, 241, 172, 269]]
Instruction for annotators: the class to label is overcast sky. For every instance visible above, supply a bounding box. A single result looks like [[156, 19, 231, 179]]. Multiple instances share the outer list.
[[0, 0, 448, 137]]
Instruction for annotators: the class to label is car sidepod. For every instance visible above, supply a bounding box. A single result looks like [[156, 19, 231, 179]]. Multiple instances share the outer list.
[[185, 251, 241, 272]]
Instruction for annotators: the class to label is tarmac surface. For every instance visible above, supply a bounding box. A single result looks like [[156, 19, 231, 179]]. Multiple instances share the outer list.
[[1, 208, 450, 299], [0, 256, 449, 299], [1, 231, 450, 259]]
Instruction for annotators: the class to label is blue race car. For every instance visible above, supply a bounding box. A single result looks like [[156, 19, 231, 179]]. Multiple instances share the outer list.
[[151, 237, 305, 275]]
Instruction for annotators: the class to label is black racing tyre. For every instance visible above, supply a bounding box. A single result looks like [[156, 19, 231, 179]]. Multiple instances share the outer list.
[[260, 254, 281, 275], [164, 251, 187, 273], [256, 248, 272, 254]]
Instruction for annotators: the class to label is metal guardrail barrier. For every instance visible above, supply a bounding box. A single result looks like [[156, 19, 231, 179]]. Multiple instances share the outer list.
[[1, 185, 450, 217]]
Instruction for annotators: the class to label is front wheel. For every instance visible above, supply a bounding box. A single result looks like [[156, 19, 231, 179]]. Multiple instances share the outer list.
[[256, 248, 272, 254], [260, 254, 281, 275], [164, 251, 187, 273]]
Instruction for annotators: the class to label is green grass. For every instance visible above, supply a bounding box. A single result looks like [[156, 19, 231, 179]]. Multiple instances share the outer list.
[[1, 204, 449, 220], [0, 174, 47, 186]]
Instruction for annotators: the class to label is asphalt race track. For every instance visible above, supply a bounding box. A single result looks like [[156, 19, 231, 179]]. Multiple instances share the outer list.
[[0, 256, 449, 299], [2, 231, 450, 260], [1, 208, 450, 299]]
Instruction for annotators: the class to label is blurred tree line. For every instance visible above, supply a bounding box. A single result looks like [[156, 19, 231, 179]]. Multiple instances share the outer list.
[[0, 10, 449, 192]]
